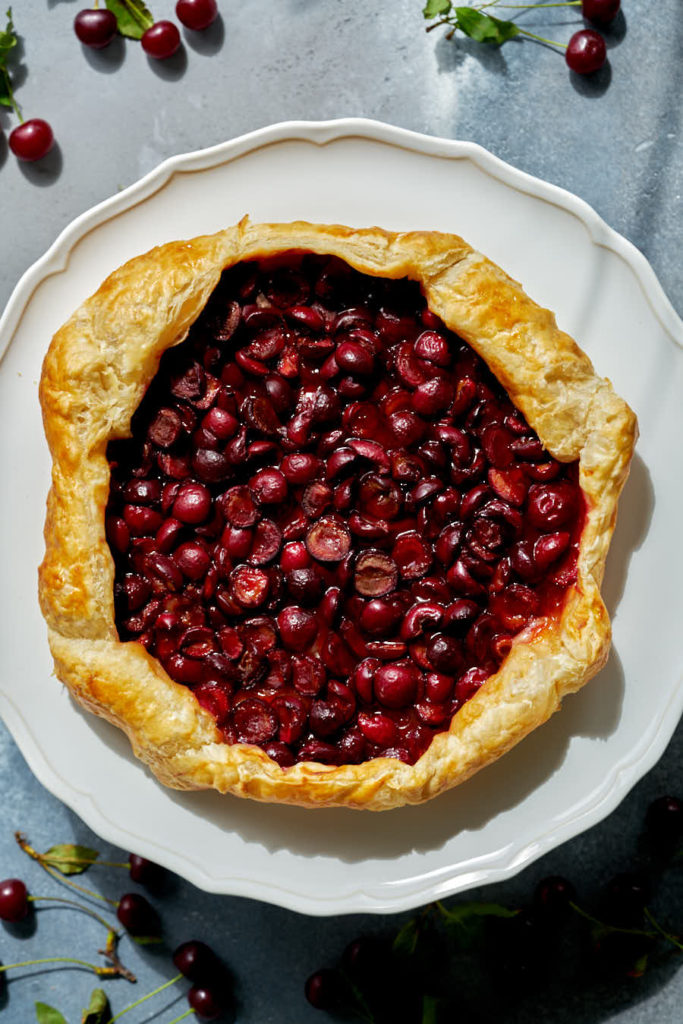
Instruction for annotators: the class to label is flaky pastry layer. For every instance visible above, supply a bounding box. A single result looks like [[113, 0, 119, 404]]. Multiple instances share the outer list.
[[38, 220, 637, 810]]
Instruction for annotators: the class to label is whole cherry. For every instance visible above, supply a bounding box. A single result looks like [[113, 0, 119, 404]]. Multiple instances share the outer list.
[[645, 795, 683, 848], [188, 982, 230, 1020], [128, 853, 164, 887], [304, 968, 344, 1010], [74, 8, 118, 48], [0, 878, 29, 922], [9, 119, 54, 162], [116, 892, 160, 936], [534, 875, 577, 923], [141, 21, 182, 59], [176, 0, 219, 30], [582, 0, 620, 25], [173, 939, 221, 983], [565, 29, 607, 74]]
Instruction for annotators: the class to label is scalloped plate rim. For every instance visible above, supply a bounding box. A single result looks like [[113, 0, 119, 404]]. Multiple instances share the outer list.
[[1, 118, 682, 916]]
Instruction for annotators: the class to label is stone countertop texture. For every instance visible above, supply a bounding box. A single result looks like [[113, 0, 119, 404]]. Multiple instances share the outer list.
[[0, 1, 681, 1022]]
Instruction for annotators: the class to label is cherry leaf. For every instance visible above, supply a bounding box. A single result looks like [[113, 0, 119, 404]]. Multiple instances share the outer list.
[[35, 1004, 69, 1024], [105, 0, 154, 40], [43, 843, 100, 876], [423, 0, 452, 18], [630, 952, 650, 977], [0, 69, 12, 108], [0, 7, 17, 64], [438, 900, 518, 925], [81, 988, 111, 1024], [0, 7, 18, 111], [453, 8, 520, 44], [437, 900, 518, 948]]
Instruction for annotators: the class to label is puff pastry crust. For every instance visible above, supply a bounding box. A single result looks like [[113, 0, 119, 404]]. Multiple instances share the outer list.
[[38, 219, 637, 810]]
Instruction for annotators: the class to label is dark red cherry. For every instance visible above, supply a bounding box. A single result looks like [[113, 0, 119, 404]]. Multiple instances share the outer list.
[[142, 20, 182, 59], [176, 0, 218, 30], [128, 854, 164, 887], [305, 968, 343, 1010], [534, 875, 576, 922], [0, 878, 29, 922], [173, 940, 221, 982], [9, 120, 54, 162], [116, 893, 160, 936], [582, 0, 620, 25], [566, 29, 607, 74], [188, 983, 229, 1020], [645, 795, 683, 847], [74, 8, 118, 48]]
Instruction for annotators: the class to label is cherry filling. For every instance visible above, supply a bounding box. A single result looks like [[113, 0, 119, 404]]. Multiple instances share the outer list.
[[106, 253, 584, 768]]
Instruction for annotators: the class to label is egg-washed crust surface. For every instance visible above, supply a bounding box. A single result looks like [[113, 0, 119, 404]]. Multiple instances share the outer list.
[[38, 219, 637, 810]]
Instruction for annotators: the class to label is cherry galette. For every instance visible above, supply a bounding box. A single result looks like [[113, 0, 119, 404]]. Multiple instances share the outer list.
[[39, 221, 636, 809]]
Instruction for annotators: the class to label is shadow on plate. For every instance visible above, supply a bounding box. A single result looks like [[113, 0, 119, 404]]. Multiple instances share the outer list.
[[600, 453, 653, 617]]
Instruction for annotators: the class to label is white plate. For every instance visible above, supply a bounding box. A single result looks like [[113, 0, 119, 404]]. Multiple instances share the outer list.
[[1, 120, 682, 917]]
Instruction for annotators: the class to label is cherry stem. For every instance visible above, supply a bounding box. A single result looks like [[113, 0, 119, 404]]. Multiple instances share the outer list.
[[24, 896, 135, 982], [341, 972, 376, 1024], [0, 956, 120, 978], [15, 832, 118, 907], [643, 907, 683, 952], [569, 901, 658, 939], [516, 26, 567, 46], [28, 895, 120, 936], [493, 2, 581, 7], [104, 973, 183, 1023], [166, 1012, 196, 1024]]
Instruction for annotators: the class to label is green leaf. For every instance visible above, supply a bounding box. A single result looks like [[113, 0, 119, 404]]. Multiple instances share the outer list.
[[438, 900, 518, 926], [437, 900, 518, 949], [423, 0, 451, 18], [35, 1004, 69, 1024], [453, 8, 520, 44], [81, 989, 111, 1024], [0, 67, 12, 107], [630, 952, 650, 977], [393, 917, 420, 958], [0, 8, 18, 67], [105, 0, 154, 40], [43, 844, 100, 876]]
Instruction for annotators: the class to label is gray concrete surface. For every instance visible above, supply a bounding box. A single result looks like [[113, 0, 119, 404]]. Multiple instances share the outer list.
[[1, 1, 681, 1021]]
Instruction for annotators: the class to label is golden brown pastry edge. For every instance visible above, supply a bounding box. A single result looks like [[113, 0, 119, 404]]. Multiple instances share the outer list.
[[38, 219, 638, 810]]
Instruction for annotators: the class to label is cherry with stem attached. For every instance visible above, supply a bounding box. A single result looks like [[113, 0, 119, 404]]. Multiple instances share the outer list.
[[485, 0, 620, 23], [425, 1, 609, 75], [1, 10, 54, 161], [0, 875, 136, 981], [101, 941, 229, 1023]]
